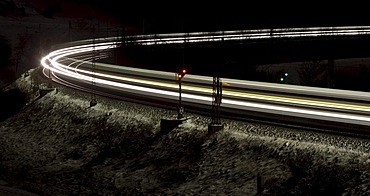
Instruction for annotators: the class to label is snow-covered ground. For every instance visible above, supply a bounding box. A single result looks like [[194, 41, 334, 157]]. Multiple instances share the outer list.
[[0, 66, 370, 195]]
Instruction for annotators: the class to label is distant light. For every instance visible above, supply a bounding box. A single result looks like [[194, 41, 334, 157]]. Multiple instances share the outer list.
[[284, 72, 288, 77], [280, 78, 284, 82]]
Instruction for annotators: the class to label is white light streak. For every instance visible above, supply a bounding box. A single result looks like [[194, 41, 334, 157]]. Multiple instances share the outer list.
[[41, 26, 370, 127]]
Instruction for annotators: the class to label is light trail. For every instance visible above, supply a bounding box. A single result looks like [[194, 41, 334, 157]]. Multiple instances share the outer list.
[[41, 26, 370, 129], [122, 26, 370, 45]]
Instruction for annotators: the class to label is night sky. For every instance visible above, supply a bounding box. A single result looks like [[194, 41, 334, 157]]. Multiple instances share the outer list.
[[22, 1, 370, 33]]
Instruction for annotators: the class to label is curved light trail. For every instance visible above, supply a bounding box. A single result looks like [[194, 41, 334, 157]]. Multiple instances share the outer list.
[[123, 26, 370, 45], [41, 26, 370, 131]]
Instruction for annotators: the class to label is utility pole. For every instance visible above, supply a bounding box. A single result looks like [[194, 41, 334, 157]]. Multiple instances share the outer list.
[[47, 66, 52, 88], [47, 60, 52, 87], [208, 19, 224, 133], [208, 76, 224, 133], [90, 36, 97, 107], [211, 77, 222, 125]]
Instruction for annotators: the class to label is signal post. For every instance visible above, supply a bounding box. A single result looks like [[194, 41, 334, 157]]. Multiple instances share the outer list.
[[177, 69, 186, 119], [159, 69, 187, 133]]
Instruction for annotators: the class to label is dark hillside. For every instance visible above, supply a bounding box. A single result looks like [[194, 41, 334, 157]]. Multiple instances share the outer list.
[[0, 69, 370, 195]]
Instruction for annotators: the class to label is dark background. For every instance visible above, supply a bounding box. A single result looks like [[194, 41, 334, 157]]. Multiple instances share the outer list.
[[3, 0, 370, 91], [14, 1, 370, 33]]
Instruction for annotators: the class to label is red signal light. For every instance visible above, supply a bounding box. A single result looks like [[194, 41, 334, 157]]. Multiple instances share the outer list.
[[178, 69, 186, 79]]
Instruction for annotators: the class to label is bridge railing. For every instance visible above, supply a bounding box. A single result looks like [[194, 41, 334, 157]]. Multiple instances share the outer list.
[[122, 26, 370, 46], [51, 26, 370, 51]]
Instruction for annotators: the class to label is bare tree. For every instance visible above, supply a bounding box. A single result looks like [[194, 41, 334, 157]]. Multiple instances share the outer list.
[[298, 60, 328, 87], [0, 35, 11, 69], [0, 34, 14, 88], [13, 29, 31, 76]]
